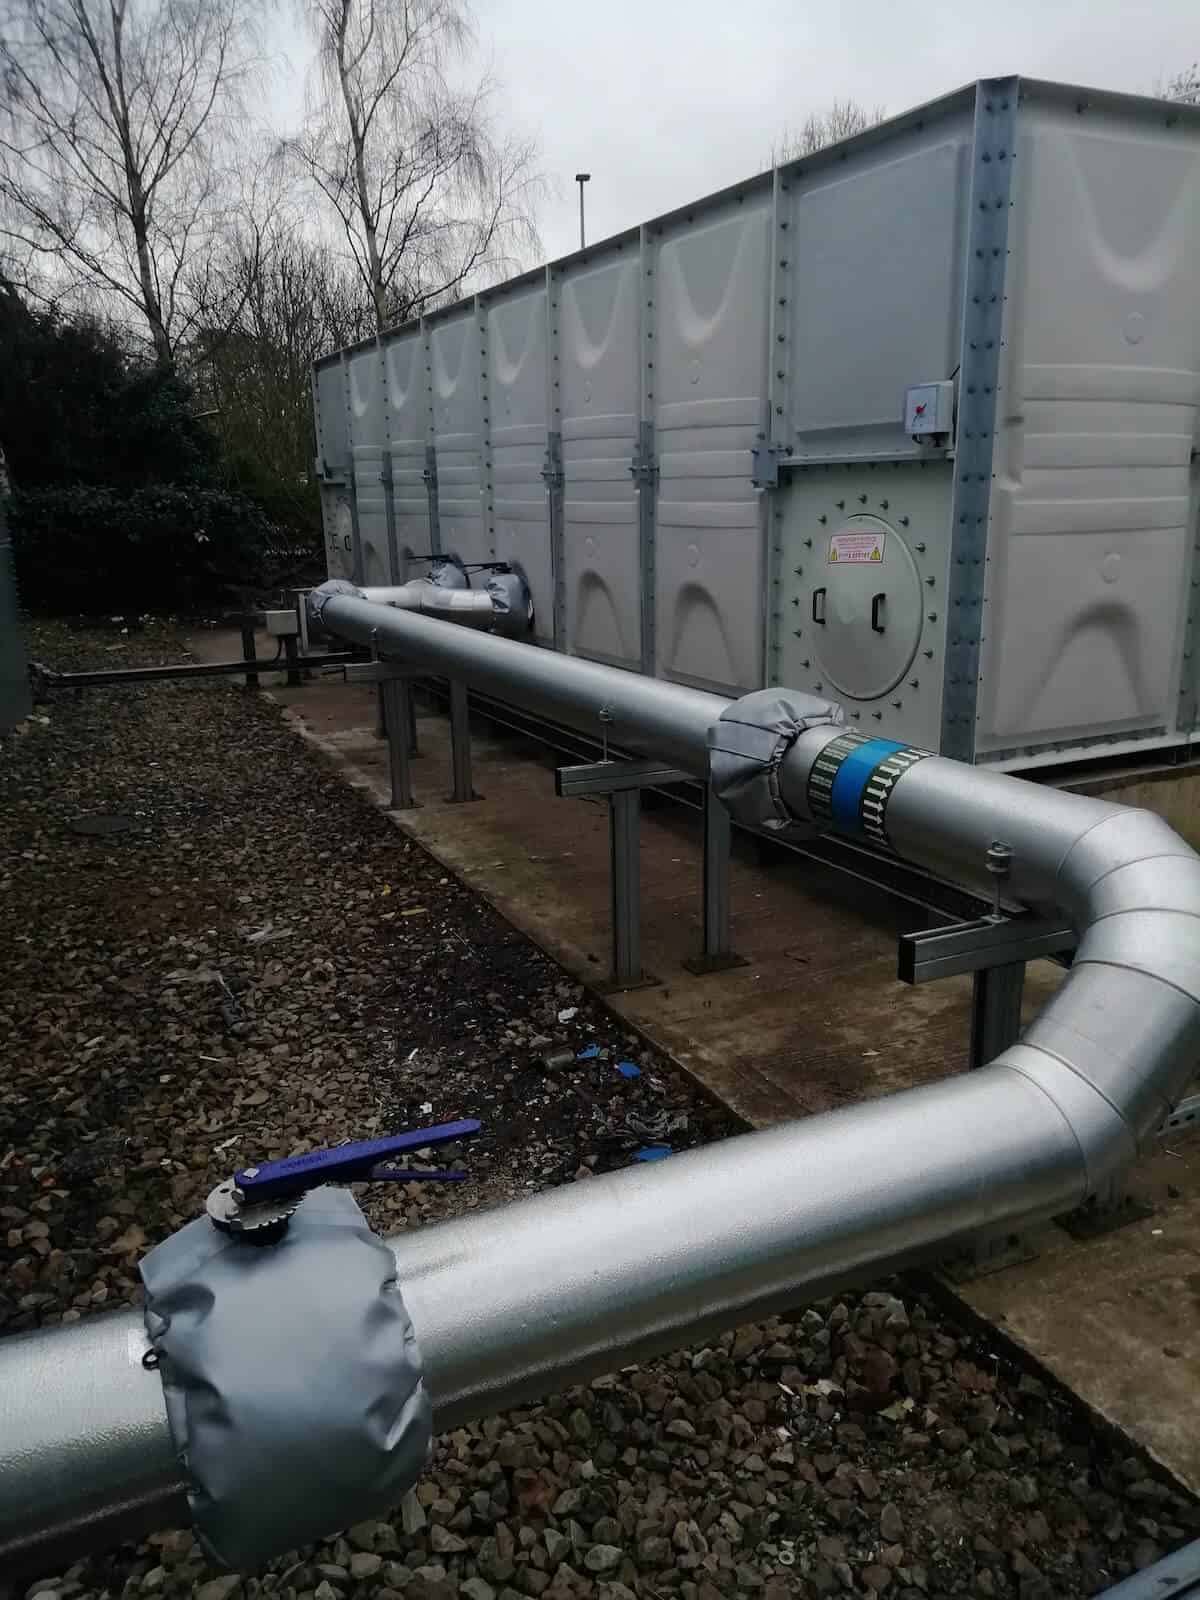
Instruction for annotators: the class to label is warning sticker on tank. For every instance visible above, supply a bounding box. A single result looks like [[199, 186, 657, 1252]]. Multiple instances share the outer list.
[[828, 529, 886, 564]]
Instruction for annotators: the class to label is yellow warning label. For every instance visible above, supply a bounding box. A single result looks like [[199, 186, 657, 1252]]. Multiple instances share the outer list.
[[828, 529, 887, 565]]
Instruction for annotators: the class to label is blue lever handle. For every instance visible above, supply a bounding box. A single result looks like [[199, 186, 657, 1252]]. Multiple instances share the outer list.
[[235, 1119, 481, 1203]]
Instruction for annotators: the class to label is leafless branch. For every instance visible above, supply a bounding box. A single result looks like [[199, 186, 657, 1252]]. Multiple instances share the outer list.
[[0, 0, 263, 365], [287, 0, 544, 332], [771, 100, 887, 165]]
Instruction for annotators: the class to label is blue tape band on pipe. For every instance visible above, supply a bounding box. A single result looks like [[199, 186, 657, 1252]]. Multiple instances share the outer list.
[[829, 739, 906, 831]]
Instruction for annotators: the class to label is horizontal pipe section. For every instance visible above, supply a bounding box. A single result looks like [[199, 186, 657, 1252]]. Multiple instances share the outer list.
[[5, 596, 1200, 1570], [360, 583, 497, 628], [0, 1066, 1087, 1567], [0, 1312, 188, 1570], [395, 1067, 1087, 1428], [1093, 1535, 1200, 1599], [318, 594, 724, 773]]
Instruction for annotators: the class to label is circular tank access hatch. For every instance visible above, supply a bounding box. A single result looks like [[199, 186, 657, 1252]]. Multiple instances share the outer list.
[[810, 516, 923, 701]]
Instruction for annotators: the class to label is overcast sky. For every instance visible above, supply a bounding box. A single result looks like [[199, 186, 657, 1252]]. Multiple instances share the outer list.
[[265, 0, 1198, 264]]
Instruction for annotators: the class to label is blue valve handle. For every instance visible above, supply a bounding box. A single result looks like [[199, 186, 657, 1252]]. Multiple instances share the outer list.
[[235, 1119, 481, 1203]]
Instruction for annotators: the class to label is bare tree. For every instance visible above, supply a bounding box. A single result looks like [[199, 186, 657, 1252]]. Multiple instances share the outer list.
[[188, 220, 373, 525], [771, 100, 886, 165], [1163, 64, 1200, 105], [0, 0, 260, 367], [290, 0, 543, 331]]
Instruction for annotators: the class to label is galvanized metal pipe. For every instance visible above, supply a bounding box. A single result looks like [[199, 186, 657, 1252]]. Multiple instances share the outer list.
[[360, 580, 497, 628], [0, 1065, 1088, 1567], [0, 1314, 188, 1570], [315, 592, 722, 772], [1093, 1535, 1200, 1598], [4, 595, 1199, 1571], [779, 732, 1200, 1161]]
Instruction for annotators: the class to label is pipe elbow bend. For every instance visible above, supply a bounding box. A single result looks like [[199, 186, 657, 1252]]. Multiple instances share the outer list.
[[998, 1042, 1138, 1199]]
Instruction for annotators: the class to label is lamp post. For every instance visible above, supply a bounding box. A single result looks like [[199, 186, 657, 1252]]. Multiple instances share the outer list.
[[575, 172, 590, 249]]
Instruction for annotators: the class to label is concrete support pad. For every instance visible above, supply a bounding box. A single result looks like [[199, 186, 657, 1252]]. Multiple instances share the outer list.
[[963, 1143, 1200, 1494]]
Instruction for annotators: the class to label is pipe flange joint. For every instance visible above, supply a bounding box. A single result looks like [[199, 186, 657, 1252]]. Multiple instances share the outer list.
[[708, 689, 845, 838]]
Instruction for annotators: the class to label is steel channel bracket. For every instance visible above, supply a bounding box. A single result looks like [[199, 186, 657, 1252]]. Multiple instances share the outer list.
[[897, 915, 1076, 984], [555, 759, 689, 993], [1057, 1190, 1156, 1242], [344, 661, 425, 809], [941, 1229, 1039, 1284], [1161, 1092, 1200, 1138], [555, 759, 745, 984], [446, 679, 480, 804], [555, 757, 690, 799], [682, 782, 748, 976], [344, 662, 428, 686]]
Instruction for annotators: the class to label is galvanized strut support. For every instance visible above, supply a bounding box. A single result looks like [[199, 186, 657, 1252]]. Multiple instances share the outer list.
[[447, 680, 478, 803], [897, 911, 1077, 1069], [554, 758, 743, 986], [5, 591, 1200, 1574], [347, 659, 423, 811], [682, 782, 747, 976], [554, 757, 690, 989]]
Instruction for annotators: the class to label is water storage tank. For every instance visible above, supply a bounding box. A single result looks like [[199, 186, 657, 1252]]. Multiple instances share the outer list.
[[312, 76, 1200, 772]]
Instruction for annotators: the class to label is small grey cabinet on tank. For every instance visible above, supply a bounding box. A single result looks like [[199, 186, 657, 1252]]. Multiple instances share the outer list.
[[775, 464, 953, 753]]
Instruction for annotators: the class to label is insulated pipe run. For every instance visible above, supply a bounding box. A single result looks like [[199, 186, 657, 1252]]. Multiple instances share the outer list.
[[321, 567, 535, 641], [360, 583, 497, 627], [778, 731, 1200, 1164], [0, 1067, 1090, 1570], [313, 591, 722, 771], [4, 595, 1200, 1570]]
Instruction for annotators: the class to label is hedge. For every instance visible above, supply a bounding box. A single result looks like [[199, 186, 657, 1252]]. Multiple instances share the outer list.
[[8, 485, 320, 615]]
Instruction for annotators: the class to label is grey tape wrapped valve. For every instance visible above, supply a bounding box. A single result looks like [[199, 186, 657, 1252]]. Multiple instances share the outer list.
[[708, 689, 844, 838], [140, 1188, 431, 1571], [428, 559, 469, 590], [307, 578, 361, 631], [485, 569, 534, 638]]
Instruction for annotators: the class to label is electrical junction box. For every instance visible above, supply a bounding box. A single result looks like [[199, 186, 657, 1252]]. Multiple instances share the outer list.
[[264, 609, 300, 638], [904, 381, 955, 442]]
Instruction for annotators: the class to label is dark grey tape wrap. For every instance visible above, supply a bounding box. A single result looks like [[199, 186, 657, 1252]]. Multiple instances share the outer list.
[[140, 1188, 431, 1571], [308, 578, 361, 627], [429, 560, 468, 590], [708, 689, 844, 838], [486, 570, 534, 638]]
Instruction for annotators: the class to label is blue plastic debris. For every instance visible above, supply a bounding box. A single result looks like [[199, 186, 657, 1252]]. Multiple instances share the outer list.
[[577, 1044, 602, 1060], [617, 1061, 641, 1079], [633, 1145, 673, 1163]]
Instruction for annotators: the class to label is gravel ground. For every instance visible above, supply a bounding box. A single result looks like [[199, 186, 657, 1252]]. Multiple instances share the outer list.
[[3, 619, 1198, 1600]]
